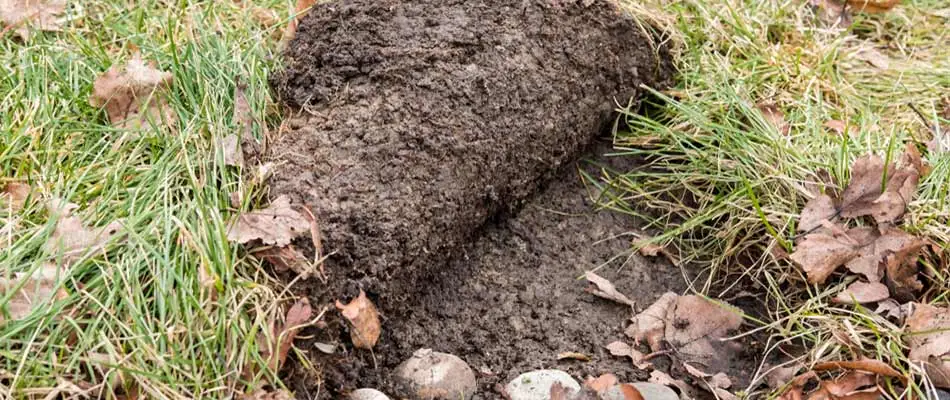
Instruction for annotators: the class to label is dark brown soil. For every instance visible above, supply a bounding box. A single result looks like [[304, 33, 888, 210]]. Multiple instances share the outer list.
[[265, 0, 689, 397], [282, 143, 691, 398]]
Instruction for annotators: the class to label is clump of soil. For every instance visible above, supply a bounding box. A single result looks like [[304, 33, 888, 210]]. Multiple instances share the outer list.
[[267, 0, 679, 397]]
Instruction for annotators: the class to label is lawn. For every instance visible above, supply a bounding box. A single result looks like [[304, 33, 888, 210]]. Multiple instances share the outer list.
[[2, 0, 949, 399]]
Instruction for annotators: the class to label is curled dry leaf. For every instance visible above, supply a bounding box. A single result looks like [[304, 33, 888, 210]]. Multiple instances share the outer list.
[[905, 303, 950, 388], [89, 54, 176, 131], [584, 271, 636, 307], [812, 359, 902, 379], [844, 227, 919, 282], [684, 363, 738, 400], [846, 0, 900, 13], [798, 194, 837, 232], [832, 281, 889, 304], [756, 101, 791, 136], [250, 245, 317, 278], [335, 289, 381, 349], [227, 195, 310, 247], [649, 370, 703, 399], [839, 146, 922, 224], [809, 371, 880, 400], [556, 352, 590, 362], [626, 292, 678, 351], [0, 263, 68, 323], [605, 340, 651, 369], [883, 240, 925, 302], [0, 0, 66, 39]]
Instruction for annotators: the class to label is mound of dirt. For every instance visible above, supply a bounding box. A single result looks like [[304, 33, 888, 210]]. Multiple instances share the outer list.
[[268, 0, 673, 308]]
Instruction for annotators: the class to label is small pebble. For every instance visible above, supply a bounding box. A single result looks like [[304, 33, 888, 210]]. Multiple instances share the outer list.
[[350, 388, 391, 400], [602, 383, 678, 400], [394, 348, 476, 399], [505, 369, 580, 400]]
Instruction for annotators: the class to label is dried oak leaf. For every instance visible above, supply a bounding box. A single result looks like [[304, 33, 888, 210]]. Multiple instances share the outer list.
[[883, 240, 926, 302], [335, 289, 381, 349], [227, 195, 309, 247], [799, 194, 837, 232], [790, 232, 861, 284], [0, 262, 68, 323], [43, 207, 124, 264], [832, 281, 889, 304], [844, 227, 918, 282], [839, 147, 922, 224], [665, 295, 744, 371], [846, 0, 900, 13], [756, 101, 791, 136], [585, 271, 635, 307], [1, 182, 33, 212], [906, 303, 950, 388], [0, 0, 66, 39], [605, 340, 651, 369], [89, 54, 176, 131], [627, 291, 678, 351]]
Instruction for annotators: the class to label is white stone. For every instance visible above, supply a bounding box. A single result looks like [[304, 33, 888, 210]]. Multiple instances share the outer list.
[[394, 349, 476, 400], [505, 370, 580, 400], [350, 388, 391, 400]]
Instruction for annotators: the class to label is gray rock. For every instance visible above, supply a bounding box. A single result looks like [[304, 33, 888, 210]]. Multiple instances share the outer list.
[[602, 383, 678, 400], [505, 370, 580, 400], [394, 349, 476, 399], [936, 389, 950, 400], [350, 388, 391, 400]]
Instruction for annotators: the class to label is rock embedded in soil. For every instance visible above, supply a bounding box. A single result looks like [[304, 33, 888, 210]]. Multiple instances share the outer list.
[[394, 349, 477, 399], [505, 370, 581, 400], [267, 0, 674, 310], [350, 388, 392, 400]]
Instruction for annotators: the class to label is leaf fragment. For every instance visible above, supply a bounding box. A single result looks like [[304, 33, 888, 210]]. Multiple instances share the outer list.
[[89, 54, 176, 131], [790, 232, 861, 284], [0, 0, 66, 39], [756, 101, 790, 136], [43, 209, 124, 264], [227, 195, 310, 247], [605, 341, 651, 369], [798, 194, 837, 232], [626, 292, 677, 351], [846, 0, 900, 13], [335, 289, 381, 349], [0, 263, 68, 323], [906, 303, 950, 388], [832, 281, 889, 304], [1, 182, 32, 212], [218, 134, 244, 168], [584, 271, 636, 307]]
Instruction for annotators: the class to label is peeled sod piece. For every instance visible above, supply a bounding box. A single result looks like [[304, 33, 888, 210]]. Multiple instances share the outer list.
[[268, 0, 674, 308]]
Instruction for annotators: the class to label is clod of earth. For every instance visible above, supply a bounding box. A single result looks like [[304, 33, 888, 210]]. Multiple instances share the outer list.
[[267, 0, 673, 396]]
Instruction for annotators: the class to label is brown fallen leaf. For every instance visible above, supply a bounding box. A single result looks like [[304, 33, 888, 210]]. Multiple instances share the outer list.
[[0, 262, 68, 323], [799, 194, 837, 232], [217, 134, 244, 168], [684, 363, 737, 400], [605, 341, 651, 369], [626, 292, 678, 351], [557, 352, 590, 362], [278, 0, 318, 49], [807, 371, 880, 400], [89, 54, 176, 131], [0, 0, 66, 40], [665, 295, 744, 374], [811, 0, 853, 27], [250, 245, 315, 277], [844, 227, 919, 282], [335, 289, 381, 349], [790, 232, 861, 284], [823, 120, 848, 136], [585, 271, 636, 307], [883, 240, 926, 302], [649, 370, 704, 399], [583, 374, 617, 394], [634, 237, 679, 265], [239, 389, 294, 400], [43, 207, 124, 264], [226, 195, 310, 247], [839, 147, 922, 224], [232, 83, 261, 161], [618, 384, 645, 400], [906, 303, 950, 388], [762, 364, 803, 389], [272, 298, 311, 370], [832, 281, 889, 304], [756, 101, 791, 136], [846, 0, 900, 13], [1, 182, 32, 212], [873, 299, 907, 321]]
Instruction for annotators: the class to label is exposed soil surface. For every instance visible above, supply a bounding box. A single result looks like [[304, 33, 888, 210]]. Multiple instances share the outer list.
[[283, 143, 695, 398]]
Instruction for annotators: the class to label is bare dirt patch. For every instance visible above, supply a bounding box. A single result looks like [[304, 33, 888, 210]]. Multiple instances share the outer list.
[[266, 0, 683, 397]]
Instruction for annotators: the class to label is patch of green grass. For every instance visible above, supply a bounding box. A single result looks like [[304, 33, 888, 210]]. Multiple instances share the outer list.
[[600, 0, 949, 397], [1, 1, 297, 397]]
